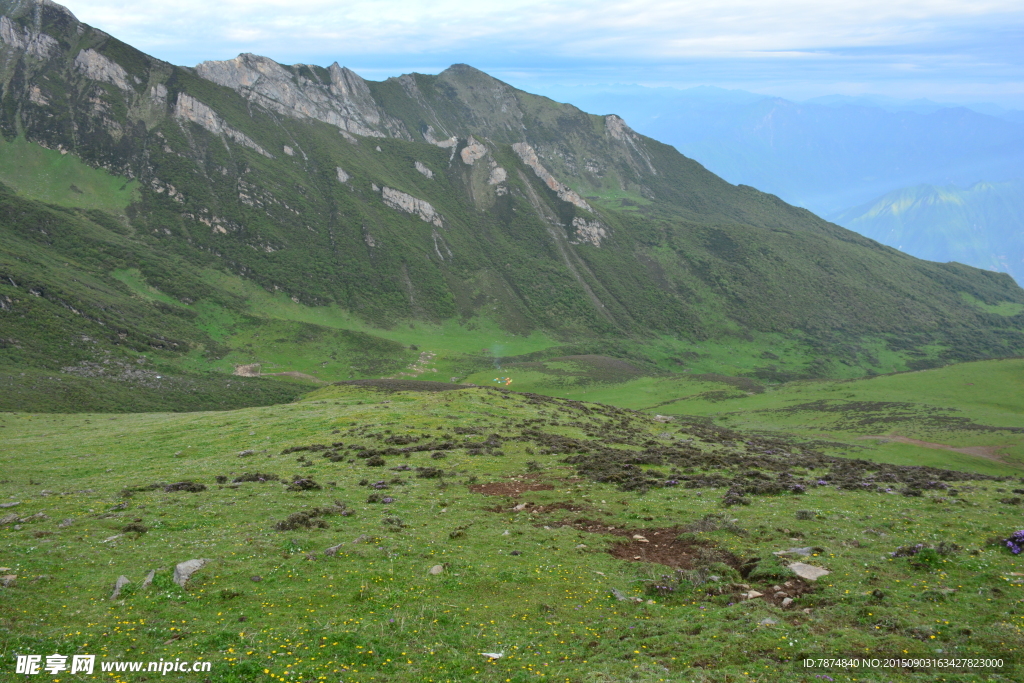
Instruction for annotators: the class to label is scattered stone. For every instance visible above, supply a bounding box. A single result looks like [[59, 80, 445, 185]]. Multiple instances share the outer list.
[[576, 544, 587, 549], [0, 513, 18, 525], [774, 547, 813, 557], [802, 608, 813, 614], [632, 535, 649, 543], [111, 575, 130, 600], [20, 512, 48, 523], [787, 562, 831, 581], [513, 503, 528, 511], [250, 576, 262, 582], [324, 543, 344, 557], [141, 570, 155, 589], [1, 575, 16, 588], [58, 518, 74, 528], [173, 559, 210, 587], [782, 597, 794, 608], [745, 590, 764, 599], [759, 617, 777, 626], [352, 534, 372, 544], [0, 501, 20, 508], [101, 534, 122, 543], [238, 450, 256, 457], [428, 564, 445, 575]]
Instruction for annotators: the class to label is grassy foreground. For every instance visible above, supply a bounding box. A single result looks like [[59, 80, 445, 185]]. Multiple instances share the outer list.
[[1, 382, 1023, 682]]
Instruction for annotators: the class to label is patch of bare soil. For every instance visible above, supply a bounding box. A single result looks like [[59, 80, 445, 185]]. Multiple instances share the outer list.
[[483, 501, 589, 514], [233, 363, 261, 377], [860, 434, 1011, 463], [469, 481, 555, 496], [607, 527, 729, 570]]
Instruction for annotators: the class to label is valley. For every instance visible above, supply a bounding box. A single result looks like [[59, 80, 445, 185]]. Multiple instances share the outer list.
[[1, 1, 1023, 681]]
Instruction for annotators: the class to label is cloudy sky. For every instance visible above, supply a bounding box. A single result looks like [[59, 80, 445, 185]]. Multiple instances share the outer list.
[[61, 0, 1024, 107]]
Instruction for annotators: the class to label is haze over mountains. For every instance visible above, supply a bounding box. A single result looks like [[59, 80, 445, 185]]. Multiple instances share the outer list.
[[1, 0, 1024, 411], [545, 84, 1024, 283]]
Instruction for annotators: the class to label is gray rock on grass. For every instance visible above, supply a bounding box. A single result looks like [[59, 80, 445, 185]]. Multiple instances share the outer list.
[[788, 562, 831, 581], [173, 559, 210, 587], [141, 570, 156, 589], [0, 501, 20, 508], [111, 575, 130, 600]]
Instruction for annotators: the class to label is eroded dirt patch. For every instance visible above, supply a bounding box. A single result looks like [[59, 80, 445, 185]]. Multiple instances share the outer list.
[[469, 481, 555, 496], [607, 527, 733, 570], [483, 500, 589, 514]]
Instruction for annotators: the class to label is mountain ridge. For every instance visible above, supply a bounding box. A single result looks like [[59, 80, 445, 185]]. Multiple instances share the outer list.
[[2, 0, 1024, 411]]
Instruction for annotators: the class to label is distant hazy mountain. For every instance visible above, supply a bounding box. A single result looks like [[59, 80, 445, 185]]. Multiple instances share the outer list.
[[830, 181, 1024, 285], [545, 85, 1024, 217]]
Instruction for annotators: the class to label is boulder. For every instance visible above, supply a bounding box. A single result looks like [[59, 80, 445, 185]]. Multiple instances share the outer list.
[[141, 570, 156, 589], [111, 575, 130, 600], [788, 562, 830, 581], [428, 564, 445, 575], [173, 559, 210, 587]]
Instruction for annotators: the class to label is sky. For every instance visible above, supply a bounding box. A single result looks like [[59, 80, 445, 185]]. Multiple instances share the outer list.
[[59, 0, 1024, 108]]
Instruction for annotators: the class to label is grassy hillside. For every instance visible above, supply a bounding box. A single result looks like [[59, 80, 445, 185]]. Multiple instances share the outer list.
[[2, 383, 1023, 682], [462, 357, 1024, 475], [1, 0, 1023, 415], [831, 181, 1024, 286]]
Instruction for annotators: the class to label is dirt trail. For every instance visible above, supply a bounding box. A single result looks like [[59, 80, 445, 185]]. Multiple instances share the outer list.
[[858, 434, 1011, 463]]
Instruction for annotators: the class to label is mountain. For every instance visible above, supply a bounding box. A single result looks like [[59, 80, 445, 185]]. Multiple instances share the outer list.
[[548, 85, 1024, 217], [2, 0, 1024, 411], [830, 181, 1024, 286]]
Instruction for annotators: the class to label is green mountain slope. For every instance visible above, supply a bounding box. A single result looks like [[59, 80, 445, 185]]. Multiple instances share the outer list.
[[831, 180, 1024, 285], [2, 0, 1024, 411]]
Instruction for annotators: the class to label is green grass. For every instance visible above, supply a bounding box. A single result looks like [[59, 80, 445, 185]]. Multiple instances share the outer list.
[[459, 358, 1024, 477], [0, 136, 138, 212], [961, 293, 1024, 317], [1, 385, 1022, 682]]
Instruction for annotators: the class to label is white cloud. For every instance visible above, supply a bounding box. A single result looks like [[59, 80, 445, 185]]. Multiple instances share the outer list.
[[61, 0, 1023, 61], [50, 0, 1024, 106]]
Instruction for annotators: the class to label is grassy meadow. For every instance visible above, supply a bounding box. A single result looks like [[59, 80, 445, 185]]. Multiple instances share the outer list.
[[2, 380, 1022, 682]]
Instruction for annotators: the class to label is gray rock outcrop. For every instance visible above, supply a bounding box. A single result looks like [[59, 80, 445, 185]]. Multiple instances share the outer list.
[[511, 142, 593, 211], [0, 16, 59, 59], [195, 54, 409, 140], [382, 187, 442, 227], [174, 93, 272, 158], [74, 49, 131, 90]]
